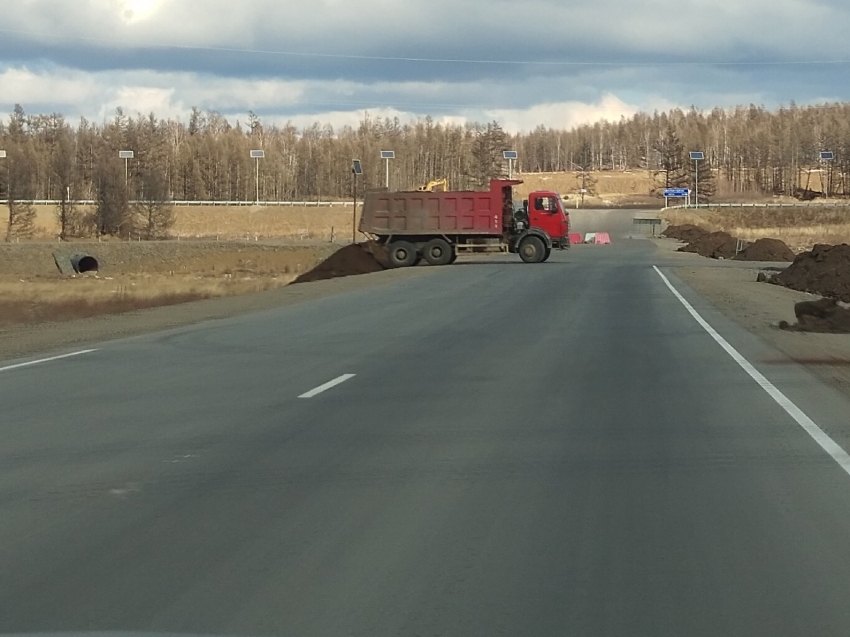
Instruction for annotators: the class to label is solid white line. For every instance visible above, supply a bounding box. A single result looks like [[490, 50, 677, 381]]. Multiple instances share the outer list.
[[653, 266, 850, 478], [0, 349, 99, 374], [299, 374, 356, 398]]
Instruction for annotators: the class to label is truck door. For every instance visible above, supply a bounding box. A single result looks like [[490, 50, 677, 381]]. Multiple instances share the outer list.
[[528, 193, 568, 240]]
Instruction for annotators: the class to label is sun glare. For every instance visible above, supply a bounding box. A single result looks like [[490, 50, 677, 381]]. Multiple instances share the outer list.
[[118, 0, 162, 23]]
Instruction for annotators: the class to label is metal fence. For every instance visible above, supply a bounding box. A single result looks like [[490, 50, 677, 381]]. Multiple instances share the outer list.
[[663, 202, 850, 210]]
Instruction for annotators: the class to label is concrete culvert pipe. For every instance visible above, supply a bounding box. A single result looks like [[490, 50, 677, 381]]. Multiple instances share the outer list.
[[71, 254, 100, 274]]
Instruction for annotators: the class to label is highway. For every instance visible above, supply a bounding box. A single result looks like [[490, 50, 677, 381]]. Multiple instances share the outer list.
[[4, 236, 850, 636]]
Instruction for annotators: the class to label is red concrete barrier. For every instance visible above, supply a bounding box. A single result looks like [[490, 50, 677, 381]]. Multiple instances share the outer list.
[[569, 233, 583, 245], [594, 232, 611, 245]]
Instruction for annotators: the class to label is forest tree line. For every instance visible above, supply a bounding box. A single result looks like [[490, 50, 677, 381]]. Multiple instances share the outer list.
[[2, 101, 850, 239]]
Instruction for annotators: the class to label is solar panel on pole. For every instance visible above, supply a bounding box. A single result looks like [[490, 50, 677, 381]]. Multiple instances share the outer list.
[[820, 151, 835, 197], [250, 151, 265, 202], [381, 151, 394, 188], [503, 150, 518, 178], [119, 151, 134, 186], [690, 152, 704, 206]]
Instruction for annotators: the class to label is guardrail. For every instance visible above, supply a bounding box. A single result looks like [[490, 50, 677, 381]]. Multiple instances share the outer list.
[[663, 202, 850, 210], [3, 200, 353, 207]]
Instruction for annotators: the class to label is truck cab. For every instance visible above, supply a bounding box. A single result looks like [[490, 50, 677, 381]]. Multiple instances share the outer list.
[[522, 191, 571, 249]]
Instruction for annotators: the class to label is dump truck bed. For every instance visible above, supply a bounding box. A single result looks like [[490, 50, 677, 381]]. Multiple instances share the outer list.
[[359, 180, 521, 237]]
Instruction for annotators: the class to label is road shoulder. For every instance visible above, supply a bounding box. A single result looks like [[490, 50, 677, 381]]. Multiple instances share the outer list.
[[673, 264, 850, 397], [0, 267, 433, 361]]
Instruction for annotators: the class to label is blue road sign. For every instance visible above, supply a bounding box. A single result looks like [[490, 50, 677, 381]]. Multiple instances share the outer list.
[[664, 188, 690, 197], [821, 151, 835, 160]]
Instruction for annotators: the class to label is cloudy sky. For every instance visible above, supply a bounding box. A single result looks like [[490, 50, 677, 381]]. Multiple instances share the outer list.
[[0, 0, 848, 132]]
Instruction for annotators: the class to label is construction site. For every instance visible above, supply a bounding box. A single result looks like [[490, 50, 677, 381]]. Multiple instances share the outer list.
[[4, 171, 850, 339]]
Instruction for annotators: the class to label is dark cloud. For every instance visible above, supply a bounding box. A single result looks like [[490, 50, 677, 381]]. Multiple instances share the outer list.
[[2, 0, 850, 128]]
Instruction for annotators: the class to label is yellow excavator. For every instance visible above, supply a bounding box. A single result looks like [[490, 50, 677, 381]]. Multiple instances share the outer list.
[[417, 178, 448, 192]]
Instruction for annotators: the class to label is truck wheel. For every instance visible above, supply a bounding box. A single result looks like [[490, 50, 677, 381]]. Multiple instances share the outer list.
[[543, 247, 552, 262], [387, 241, 418, 268], [518, 236, 546, 263], [423, 238, 453, 266]]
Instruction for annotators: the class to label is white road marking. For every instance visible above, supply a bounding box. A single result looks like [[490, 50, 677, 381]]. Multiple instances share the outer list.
[[299, 374, 356, 399], [654, 266, 850, 478], [0, 349, 99, 374]]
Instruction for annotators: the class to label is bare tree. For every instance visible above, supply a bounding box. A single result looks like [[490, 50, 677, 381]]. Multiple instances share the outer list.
[[688, 158, 717, 204], [575, 140, 598, 207], [52, 126, 82, 240], [134, 168, 174, 239], [470, 122, 508, 188], [654, 125, 689, 191], [10, 102, 850, 204], [4, 146, 37, 242], [94, 159, 130, 237]]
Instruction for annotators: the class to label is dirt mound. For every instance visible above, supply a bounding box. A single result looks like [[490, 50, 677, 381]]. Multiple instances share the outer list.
[[734, 238, 795, 262], [771, 243, 850, 301], [678, 231, 739, 259], [292, 243, 385, 284], [662, 224, 707, 243], [779, 297, 850, 333]]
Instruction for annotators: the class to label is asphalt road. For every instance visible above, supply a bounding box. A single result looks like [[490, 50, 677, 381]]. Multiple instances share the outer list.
[[4, 235, 850, 636]]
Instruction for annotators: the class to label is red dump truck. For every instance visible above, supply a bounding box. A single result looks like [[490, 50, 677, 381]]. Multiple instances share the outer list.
[[359, 179, 570, 266]]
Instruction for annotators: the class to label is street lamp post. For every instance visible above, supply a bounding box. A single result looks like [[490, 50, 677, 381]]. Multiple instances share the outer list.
[[352, 160, 363, 244], [380, 151, 395, 189], [0, 150, 6, 204], [820, 151, 835, 199], [250, 150, 265, 203], [689, 151, 704, 207], [503, 150, 518, 179]]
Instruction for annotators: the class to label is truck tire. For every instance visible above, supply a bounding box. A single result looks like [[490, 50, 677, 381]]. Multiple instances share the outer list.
[[423, 238, 453, 266], [543, 247, 552, 262], [387, 241, 418, 268], [518, 235, 546, 263]]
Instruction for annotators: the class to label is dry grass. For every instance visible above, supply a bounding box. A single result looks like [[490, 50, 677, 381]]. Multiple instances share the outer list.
[[172, 205, 359, 241], [662, 207, 850, 252], [29, 205, 360, 242], [0, 273, 296, 327], [516, 170, 665, 204]]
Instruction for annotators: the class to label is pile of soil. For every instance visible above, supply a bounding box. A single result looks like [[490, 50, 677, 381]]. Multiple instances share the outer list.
[[665, 223, 796, 261], [662, 224, 706, 244], [733, 238, 795, 262], [678, 231, 739, 259], [779, 298, 850, 333], [292, 243, 385, 284], [770, 244, 850, 302]]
